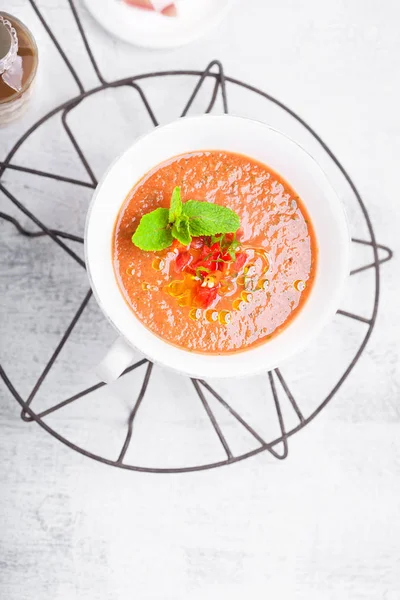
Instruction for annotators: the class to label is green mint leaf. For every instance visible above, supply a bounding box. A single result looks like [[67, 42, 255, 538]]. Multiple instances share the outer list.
[[172, 216, 191, 246], [169, 186, 183, 223], [132, 207, 173, 251], [210, 233, 223, 246], [182, 200, 240, 237]]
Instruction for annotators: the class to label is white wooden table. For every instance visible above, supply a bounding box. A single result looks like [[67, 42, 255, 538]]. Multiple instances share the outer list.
[[1, 1, 399, 598]]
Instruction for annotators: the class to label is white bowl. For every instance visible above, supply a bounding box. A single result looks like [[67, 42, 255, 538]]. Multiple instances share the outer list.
[[85, 115, 350, 380]]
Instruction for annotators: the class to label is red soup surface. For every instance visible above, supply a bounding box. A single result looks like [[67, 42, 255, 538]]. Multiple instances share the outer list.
[[113, 151, 317, 354]]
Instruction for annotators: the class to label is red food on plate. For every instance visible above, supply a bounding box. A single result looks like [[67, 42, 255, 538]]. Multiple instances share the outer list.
[[122, 0, 177, 16], [161, 4, 177, 16], [123, 0, 153, 9]]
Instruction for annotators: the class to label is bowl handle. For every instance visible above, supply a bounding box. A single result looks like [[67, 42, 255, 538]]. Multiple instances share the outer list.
[[95, 337, 136, 384]]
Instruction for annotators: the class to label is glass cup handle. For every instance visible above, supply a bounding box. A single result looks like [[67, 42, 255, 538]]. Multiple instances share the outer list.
[[95, 337, 136, 384]]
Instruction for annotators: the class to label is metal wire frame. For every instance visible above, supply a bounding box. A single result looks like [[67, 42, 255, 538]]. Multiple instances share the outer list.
[[0, 0, 393, 473]]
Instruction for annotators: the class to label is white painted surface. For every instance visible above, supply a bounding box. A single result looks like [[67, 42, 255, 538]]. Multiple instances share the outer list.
[[1, 0, 399, 598]]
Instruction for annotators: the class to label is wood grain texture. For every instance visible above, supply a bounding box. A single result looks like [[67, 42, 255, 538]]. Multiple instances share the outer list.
[[1, 0, 400, 598]]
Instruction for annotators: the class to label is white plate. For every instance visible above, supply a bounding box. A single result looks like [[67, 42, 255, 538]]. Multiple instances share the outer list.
[[85, 115, 350, 381], [83, 0, 235, 48]]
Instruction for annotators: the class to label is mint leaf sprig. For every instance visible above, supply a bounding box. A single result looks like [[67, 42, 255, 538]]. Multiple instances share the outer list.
[[132, 187, 240, 251]]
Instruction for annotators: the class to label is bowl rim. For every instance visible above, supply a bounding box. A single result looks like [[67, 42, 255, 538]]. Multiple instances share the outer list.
[[85, 114, 350, 378]]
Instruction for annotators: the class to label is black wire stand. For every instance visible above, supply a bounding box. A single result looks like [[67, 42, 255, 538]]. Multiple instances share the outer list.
[[0, 0, 393, 473]]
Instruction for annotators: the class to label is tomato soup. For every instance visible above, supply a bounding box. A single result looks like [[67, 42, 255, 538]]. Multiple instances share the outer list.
[[113, 151, 317, 354]]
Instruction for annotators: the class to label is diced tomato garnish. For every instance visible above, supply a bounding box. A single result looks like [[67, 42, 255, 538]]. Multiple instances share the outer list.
[[232, 251, 247, 271], [193, 285, 218, 308], [190, 236, 205, 249], [193, 259, 218, 275], [192, 256, 209, 269], [190, 241, 236, 275], [175, 251, 192, 272], [192, 263, 210, 276], [200, 245, 212, 257], [218, 261, 228, 273], [190, 245, 215, 273], [236, 228, 244, 241]]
